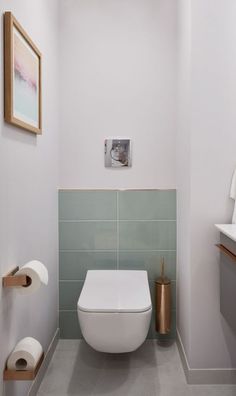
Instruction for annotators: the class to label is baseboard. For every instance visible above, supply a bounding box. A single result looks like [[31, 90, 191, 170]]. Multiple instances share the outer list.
[[176, 329, 236, 384], [28, 328, 59, 396]]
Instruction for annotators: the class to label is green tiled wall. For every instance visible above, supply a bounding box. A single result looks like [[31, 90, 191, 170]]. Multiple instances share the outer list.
[[59, 190, 176, 340]]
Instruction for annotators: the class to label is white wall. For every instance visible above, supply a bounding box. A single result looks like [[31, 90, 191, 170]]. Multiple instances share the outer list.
[[0, 1, 59, 395], [176, 0, 192, 364], [59, 0, 177, 189], [177, 0, 236, 370], [3, 0, 235, 385]]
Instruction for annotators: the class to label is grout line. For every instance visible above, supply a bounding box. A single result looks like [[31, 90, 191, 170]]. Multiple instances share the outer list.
[[117, 191, 119, 270], [119, 219, 176, 222], [58, 188, 177, 192], [59, 249, 177, 253], [59, 219, 176, 223], [59, 249, 117, 252], [59, 220, 116, 223], [120, 249, 177, 252]]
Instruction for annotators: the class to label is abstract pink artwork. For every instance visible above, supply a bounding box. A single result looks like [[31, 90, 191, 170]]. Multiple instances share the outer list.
[[13, 27, 39, 128]]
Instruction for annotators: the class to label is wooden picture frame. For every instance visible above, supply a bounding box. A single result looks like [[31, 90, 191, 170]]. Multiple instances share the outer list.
[[4, 12, 42, 134]]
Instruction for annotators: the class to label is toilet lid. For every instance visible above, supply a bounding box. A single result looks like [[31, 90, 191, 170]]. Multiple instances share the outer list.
[[78, 270, 152, 313]]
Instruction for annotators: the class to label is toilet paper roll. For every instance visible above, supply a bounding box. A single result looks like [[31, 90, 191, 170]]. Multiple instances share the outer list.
[[16, 260, 48, 294], [7, 337, 43, 371]]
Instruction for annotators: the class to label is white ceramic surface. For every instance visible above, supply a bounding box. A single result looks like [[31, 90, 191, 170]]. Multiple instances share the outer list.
[[77, 270, 152, 353], [215, 224, 236, 242], [78, 309, 152, 353], [78, 270, 152, 313]]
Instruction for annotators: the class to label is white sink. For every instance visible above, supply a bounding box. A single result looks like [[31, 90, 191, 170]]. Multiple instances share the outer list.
[[215, 224, 236, 242]]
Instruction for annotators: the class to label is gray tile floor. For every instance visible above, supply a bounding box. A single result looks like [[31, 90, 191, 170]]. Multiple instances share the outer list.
[[37, 340, 236, 396]]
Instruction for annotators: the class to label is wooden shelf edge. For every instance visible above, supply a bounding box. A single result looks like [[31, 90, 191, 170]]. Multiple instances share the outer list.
[[3, 352, 44, 381], [2, 267, 28, 287], [215, 244, 236, 263]]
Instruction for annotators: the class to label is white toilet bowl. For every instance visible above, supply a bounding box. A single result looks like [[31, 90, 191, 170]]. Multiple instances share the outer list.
[[77, 270, 152, 353]]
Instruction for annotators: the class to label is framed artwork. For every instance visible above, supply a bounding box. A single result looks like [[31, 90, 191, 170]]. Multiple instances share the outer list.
[[104, 139, 132, 167], [4, 12, 42, 134]]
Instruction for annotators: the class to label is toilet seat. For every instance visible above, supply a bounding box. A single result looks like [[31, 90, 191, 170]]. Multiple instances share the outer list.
[[78, 270, 152, 313]]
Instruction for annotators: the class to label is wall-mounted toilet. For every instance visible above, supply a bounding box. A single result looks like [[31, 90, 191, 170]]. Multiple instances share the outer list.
[[77, 270, 152, 353]]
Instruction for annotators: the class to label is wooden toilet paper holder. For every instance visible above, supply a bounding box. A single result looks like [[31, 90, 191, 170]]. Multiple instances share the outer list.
[[2, 267, 29, 288], [3, 353, 44, 381]]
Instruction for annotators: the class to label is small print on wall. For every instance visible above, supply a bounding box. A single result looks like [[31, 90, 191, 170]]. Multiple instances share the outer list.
[[104, 139, 132, 168], [4, 12, 42, 134]]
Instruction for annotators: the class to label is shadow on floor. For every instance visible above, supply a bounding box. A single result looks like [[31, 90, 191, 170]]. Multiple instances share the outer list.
[[67, 340, 158, 395]]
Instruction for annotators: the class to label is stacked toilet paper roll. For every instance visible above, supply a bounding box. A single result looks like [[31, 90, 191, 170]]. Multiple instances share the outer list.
[[16, 260, 48, 294], [7, 337, 43, 371]]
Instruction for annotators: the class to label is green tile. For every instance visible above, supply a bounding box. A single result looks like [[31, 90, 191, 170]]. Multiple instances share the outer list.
[[59, 281, 84, 310], [59, 190, 117, 220], [119, 251, 176, 280], [119, 221, 176, 251], [59, 311, 82, 339], [147, 310, 176, 339], [59, 221, 117, 250], [119, 190, 176, 220], [58, 190, 177, 341], [149, 281, 176, 310], [59, 251, 117, 280]]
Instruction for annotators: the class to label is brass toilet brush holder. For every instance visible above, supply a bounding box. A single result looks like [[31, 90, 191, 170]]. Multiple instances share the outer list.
[[155, 258, 171, 334]]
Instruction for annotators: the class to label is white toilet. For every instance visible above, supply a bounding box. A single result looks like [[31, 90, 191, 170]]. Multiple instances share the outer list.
[[77, 270, 152, 353]]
